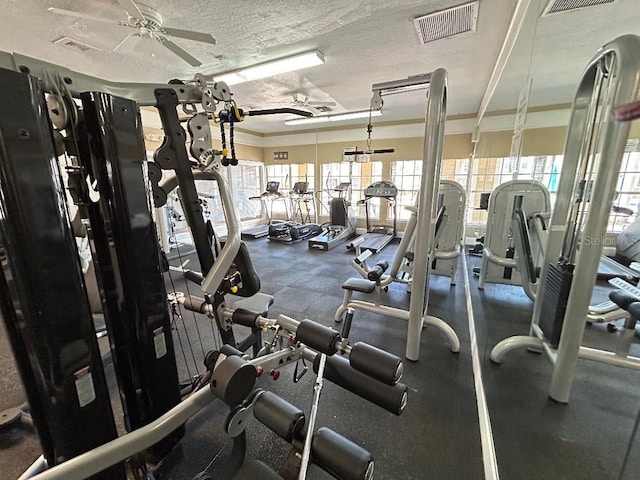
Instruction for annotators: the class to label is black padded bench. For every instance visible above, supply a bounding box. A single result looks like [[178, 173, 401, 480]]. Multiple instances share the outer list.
[[338, 278, 376, 317]]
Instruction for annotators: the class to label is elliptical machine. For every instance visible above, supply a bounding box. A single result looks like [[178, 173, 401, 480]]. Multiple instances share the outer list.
[[308, 182, 356, 251]]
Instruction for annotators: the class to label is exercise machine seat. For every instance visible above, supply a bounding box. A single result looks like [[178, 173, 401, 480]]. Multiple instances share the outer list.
[[342, 278, 376, 294], [227, 292, 274, 315], [232, 460, 283, 480]]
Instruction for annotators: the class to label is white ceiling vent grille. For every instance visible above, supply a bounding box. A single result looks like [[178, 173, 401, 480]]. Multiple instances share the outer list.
[[542, 0, 615, 16], [53, 36, 99, 53], [413, 1, 479, 44]]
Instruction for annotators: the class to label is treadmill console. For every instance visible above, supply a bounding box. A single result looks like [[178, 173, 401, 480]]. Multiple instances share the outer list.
[[364, 181, 398, 198], [266, 181, 280, 193], [292, 181, 309, 194]]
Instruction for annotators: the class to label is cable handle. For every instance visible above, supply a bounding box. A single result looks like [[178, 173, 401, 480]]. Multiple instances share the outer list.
[[298, 353, 326, 480]]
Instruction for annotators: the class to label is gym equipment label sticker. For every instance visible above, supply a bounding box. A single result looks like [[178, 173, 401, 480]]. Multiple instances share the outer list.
[[74, 366, 96, 408], [153, 327, 167, 359]]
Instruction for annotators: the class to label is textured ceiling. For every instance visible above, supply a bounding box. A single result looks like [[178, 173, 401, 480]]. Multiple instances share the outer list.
[[488, 0, 640, 112], [0, 0, 638, 133]]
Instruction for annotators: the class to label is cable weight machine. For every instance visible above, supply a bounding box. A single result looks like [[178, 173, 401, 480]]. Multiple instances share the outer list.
[[0, 51, 409, 480], [490, 35, 640, 404]]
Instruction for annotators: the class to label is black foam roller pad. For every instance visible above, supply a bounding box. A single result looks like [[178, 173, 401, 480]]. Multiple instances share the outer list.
[[609, 290, 638, 310], [628, 302, 640, 321], [367, 261, 389, 282], [312, 427, 374, 480], [349, 342, 403, 385], [253, 391, 306, 443], [210, 355, 257, 406], [220, 344, 244, 357], [232, 308, 260, 328], [296, 320, 340, 355], [315, 355, 407, 416], [232, 460, 284, 480]]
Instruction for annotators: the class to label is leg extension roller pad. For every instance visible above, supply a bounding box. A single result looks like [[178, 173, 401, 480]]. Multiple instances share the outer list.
[[253, 391, 306, 443], [314, 355, 408, 415], [312, 427, 374, 480], [349, 342, 403, 385], [296, 320, 341, 355], [210, 355, 258, 406]]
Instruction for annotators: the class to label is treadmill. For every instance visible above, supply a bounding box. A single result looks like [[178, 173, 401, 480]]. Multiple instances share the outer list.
[[347, 180, 398, 253], [269, 182, 323, 243], [308, 182, 356, 251], [242, 181, 286, 239]]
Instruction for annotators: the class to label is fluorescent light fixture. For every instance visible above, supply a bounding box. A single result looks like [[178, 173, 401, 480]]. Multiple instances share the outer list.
[[284, 109, 382, 126], [214, 51, 324, 85]]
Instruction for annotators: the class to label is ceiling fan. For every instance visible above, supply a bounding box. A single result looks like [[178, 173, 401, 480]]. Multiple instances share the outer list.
[[48, 0, 216, 67], [290, 92, 336, 113]]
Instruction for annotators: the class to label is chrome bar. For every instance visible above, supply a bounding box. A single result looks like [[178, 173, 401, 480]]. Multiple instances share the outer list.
[[0, 51, 215, 106], [201, 167, 242, 295], [550, 35, 640, 402], [407, 68, 456, 361]]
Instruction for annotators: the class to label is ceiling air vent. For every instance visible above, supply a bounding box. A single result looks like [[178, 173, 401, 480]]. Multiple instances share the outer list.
[[542, 0, 615, 16], [53, 36, 99, 53], [413, 1, 479, 44]]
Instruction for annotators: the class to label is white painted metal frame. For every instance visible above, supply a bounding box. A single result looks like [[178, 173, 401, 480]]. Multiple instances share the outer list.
[[342, 69, 461, 361], [478, 179, 550, 293], [431, 180, 467, 285], [490, 34, 640, 403]]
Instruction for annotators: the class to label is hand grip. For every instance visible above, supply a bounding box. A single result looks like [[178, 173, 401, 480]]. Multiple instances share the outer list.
[[349, 342, 403, 385], [314, 355, 407, 415], [312, 427, 374, 480], [184, 269, 204, 285]]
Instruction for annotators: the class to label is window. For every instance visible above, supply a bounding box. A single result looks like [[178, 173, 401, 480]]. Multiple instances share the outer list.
[[391, 160, 422, 221], [465, 157, 519, 225], [266, 163, 315, 216], [516, 155, 563, 206], [321, 161, 382, 218], [609, 151, 640, 232], [232, 161, 264, 221], [390, 159, 471, 221], [163, 160, 264, 244], [441, 158, 470, 190]]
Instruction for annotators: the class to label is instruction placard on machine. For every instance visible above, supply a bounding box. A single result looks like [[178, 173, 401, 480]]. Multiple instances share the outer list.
[[153, 326, 168, 359], [74, 366, 96, 408]]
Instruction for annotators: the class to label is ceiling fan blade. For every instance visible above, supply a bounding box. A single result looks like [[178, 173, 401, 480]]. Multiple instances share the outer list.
[[160, 38, 202, 67], [116, 0, 145, 19], [48, 7, 119, 24], [163, 26, 216, 45], [113, 34, 144, 54]]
